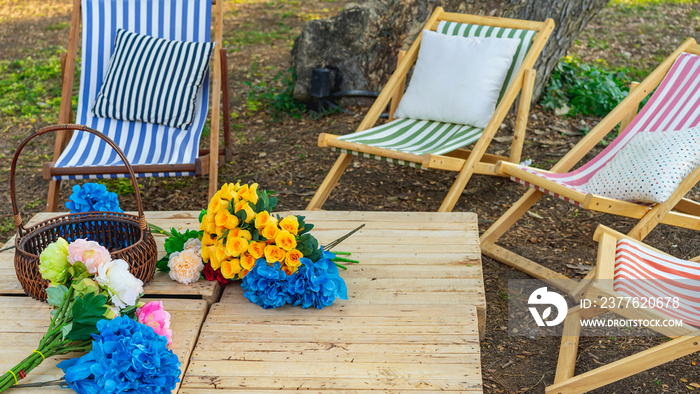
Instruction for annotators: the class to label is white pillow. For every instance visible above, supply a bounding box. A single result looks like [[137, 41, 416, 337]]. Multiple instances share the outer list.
[[393, 30, 520, 129], [583, 126, 700, 203]]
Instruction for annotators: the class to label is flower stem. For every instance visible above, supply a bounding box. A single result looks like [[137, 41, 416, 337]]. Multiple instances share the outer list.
[[0, 287, 89, 392], [333, 257, 359, 264]]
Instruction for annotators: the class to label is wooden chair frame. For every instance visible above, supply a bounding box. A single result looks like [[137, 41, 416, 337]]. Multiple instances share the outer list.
[[306, 7, 554, 212], [44, 0, 232, 211], [480, 38, 700, 294], [547, 225, 700, 393]]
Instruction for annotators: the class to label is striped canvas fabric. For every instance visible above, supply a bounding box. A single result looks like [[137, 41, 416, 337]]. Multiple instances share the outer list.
[[92, 28, 213, 130], [334, 118, 483, 167], [436, 21, 535, 101], [336, 21, 535, 168], [53, 0, 212, 180], [613, 239, 700, 328], [512, 53, 700, 203]]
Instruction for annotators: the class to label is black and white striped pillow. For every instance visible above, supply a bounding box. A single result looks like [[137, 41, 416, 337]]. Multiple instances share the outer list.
[[92, 29, 214, 130]]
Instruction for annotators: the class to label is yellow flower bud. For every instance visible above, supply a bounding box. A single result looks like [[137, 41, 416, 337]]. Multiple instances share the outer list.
[[285, 249, 303, 267], [220, 258, 241, 279], [275, 230, 297, 251], [264, 245, 286, 264], [225, 236, 249, 258], [255, 210, 272, 230], [279, 215, 300, 236], [261, 222, 280, 241], [247, 241, 266, 259], [238, 183, 259, 204], [240, 253, 257, 270]]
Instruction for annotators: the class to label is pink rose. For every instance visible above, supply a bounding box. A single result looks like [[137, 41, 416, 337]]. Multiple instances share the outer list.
[[67, 239, 111, 275], [136, 301, 173, 346]]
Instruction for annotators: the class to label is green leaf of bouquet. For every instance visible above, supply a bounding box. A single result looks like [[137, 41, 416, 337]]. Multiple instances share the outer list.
[[268, 196, 278, 209], [120, 305, 138, 320], [68, 293, 108, 341], [235, 209, 247, 224], [219, 229, 230, 242], [67, 261, 90, 281], [61, 323, 73, 341], [255, 194, 266, 212], [296, 233, 313, 256], [199, 209, 207, 222], [46, 285, 69, 308], [156, 256, 170, 273]]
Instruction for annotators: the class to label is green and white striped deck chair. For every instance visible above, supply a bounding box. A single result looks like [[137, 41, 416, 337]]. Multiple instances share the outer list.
[[308, 7, 554, 212]]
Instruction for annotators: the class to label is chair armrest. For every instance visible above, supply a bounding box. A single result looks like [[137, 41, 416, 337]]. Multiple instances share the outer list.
[[318, 133, 339, 148], [593, 224, 673, 258]]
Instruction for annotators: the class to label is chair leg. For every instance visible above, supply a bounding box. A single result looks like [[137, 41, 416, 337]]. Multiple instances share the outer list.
[[306, 153, 353, 210], [546, 335, 700, 393], [220, 48, 232, 164], [46, 180, 61, 212], [553, 309, 583, 384], [480, 188, 544, 245], [439, 159, 481, 212]]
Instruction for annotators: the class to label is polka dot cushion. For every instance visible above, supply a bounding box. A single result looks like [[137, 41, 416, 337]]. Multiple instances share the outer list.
[[583, 126, 700, 203]]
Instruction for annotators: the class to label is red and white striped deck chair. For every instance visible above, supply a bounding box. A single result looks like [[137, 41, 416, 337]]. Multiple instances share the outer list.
[[547, 225, 700, 393], [481, 38, 700, 293]]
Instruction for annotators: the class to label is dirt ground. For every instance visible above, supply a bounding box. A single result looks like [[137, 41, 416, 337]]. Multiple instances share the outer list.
[[1, 0, 700, 393]]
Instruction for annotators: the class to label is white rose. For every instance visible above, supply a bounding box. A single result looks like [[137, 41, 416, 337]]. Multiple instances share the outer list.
[[96, 259, 144, 310], [183, 238, 202, 258]]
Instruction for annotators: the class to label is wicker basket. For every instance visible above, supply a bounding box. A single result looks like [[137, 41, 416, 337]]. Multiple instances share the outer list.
[[11, 124, 158, 301]]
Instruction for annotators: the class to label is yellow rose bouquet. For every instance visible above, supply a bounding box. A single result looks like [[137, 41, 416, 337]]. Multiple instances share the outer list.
[[199, 182, 317, 281], [198, 182, 359, 309]]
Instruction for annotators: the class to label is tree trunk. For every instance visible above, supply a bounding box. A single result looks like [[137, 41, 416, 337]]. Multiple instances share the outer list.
[[292, 0, 608, 103]]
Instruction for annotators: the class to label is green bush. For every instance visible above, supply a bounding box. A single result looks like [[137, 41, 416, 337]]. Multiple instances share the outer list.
[[541, 56, 632, 118], [245, 67, 306, 119]]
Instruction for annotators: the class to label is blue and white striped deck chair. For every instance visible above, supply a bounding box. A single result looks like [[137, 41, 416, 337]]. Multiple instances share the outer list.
[[45, 0, 229, 211], [308, 7, 554, 212]]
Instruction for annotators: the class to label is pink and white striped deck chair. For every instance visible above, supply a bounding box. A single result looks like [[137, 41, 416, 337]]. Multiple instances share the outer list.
[[481, 38, 700, 293], [547, 225, 700, 393]]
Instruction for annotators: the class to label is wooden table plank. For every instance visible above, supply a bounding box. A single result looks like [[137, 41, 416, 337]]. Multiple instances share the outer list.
[[183, 302, 481, 392], [182, 211, 484, 392], [0, 297, 207, 393], [0, 211, 221, 304]]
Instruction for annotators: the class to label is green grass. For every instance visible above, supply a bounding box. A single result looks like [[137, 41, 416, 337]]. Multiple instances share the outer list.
[[0, 47, 78, 123], [0, 218, 14, 235], [45, 22, 68, 31], [226, 24, 294, 48], [101, 178, 138, 196], [610, 0, 694, 5]]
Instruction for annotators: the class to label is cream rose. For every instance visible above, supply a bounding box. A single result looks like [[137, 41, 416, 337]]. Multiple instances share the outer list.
[[168, 249, 204, 285]]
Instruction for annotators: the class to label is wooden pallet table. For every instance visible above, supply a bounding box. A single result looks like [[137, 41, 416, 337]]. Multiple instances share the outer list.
[[0, 297, 207, 393], [0, 211, 221, 305], [181, 211, 484, 393]]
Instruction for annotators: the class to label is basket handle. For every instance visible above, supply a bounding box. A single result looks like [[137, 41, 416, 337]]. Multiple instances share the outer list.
[[10, 124, 148, 231]]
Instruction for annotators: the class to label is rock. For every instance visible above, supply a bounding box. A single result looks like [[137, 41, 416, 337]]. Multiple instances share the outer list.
[[291, 0, 435, 102], [291, 0, 609, 103]]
